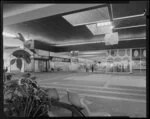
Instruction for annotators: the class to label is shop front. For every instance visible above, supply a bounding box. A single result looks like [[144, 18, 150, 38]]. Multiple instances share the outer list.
[[132, 48, 146, 74], [106, 49, 131, 73], [49, 56, 71, 71]]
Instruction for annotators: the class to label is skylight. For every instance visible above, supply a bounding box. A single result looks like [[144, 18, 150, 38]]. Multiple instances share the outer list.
[[86, 21, 114, 35], [62, 6, 110, 26]]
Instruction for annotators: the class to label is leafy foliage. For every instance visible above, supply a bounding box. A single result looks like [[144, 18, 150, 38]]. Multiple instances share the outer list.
[[25, 56, 31, 64], [3, 72, 86, 117], [10, 59, 16, 65], [11, 49, 31, 71], [3, 73, 51, 117], [16, 58, 22, 70]]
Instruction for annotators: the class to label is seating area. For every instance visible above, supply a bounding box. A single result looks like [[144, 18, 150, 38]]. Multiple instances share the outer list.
[[46, 88, 111, 117]]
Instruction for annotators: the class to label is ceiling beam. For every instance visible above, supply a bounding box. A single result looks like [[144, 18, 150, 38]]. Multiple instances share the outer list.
[[113, 24, 146, 30], [113, 13, 145, 20], [54, 37, 146, 46], [4, 4, 101, 26]]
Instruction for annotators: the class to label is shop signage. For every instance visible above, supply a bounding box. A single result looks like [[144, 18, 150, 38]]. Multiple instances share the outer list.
[[50, 56, 70, 62]]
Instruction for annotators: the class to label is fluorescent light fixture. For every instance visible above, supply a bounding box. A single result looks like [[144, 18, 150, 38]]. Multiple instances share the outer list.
[[3, 32, 17, 38], [80, 51, 107, 55], [97, 21, 112, 27]]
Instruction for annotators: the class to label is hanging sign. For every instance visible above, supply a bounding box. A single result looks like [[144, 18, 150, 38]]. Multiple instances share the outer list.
[[104, 32, 119, 45]]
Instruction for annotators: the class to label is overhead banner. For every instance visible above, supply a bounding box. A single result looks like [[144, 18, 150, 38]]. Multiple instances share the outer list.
[[104, 32, 119, 45]]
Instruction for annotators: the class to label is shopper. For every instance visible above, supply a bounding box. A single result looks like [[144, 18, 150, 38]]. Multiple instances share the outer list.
[[51, 61, 55, 72], [86, 65, 88, 72], [91, 64, 94, 72]]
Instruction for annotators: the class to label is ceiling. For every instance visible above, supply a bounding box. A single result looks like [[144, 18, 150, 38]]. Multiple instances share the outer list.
[[4, 15, 94, 44], [3, 4, 53, 18], [62, 6, 110, 26], [3, 2, 147, 49]]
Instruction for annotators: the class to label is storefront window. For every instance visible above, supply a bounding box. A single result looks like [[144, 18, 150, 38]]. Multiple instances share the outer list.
[[118, 49, 125, 56], [110, 49, 117, 57], [106, 49, 131, 73], [127, 49, 130, 56], [132, 48, 146, 73]]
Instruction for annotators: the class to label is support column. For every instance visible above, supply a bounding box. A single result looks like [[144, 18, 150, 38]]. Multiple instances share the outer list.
[[130, 48, 132, 73]]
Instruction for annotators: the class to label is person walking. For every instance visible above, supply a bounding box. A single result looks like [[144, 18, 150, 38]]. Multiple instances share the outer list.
[[91, 64, 94, 72], [86, 65, 88, 72], [51, 61, 55, 72]]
